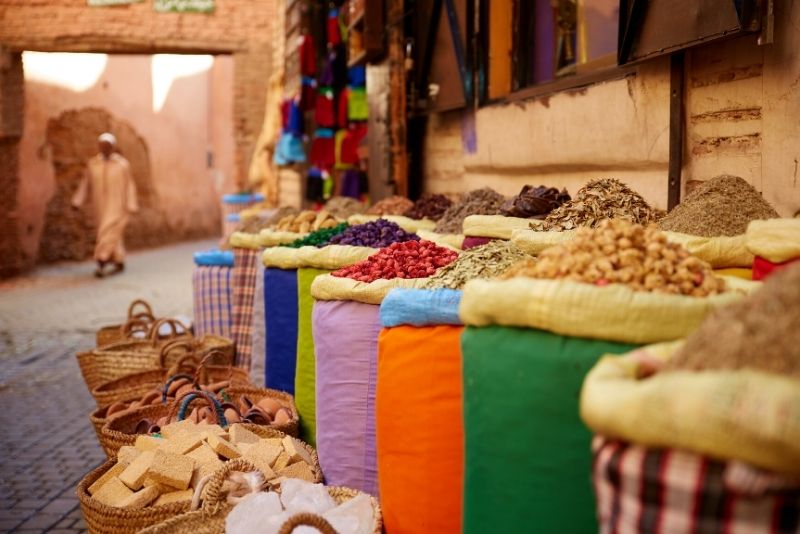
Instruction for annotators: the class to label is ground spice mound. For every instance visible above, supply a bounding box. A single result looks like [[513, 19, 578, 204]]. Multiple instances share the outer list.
[[666, 263, 800, 376], [365, 195, 414, 216], [540, 178, 659, 231], [422, 240, 529, 289], [325, 196, 366, 219], [434, 188, 506, 234], [403, 194, 453, 221], [508, 219, 726, 296], [658, 175, 779, 237]]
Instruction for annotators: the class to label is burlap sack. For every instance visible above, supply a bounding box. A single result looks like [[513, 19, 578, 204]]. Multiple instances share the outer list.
[[462, 215, 542, 239], [346, 214, 436, 233], [311, 274, 428, 305], [416, 230, 464, 251], [746, 218, 800, 263], [261, 245, 375, 270], [257, 229, 307, 247]]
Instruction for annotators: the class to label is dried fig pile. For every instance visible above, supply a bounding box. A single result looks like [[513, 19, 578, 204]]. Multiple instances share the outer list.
[[274, 210, 340, 233]]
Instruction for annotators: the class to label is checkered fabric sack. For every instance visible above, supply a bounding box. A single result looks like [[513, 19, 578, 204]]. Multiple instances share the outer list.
[[191, 265, 233, 338], [231, 247, 260, 369], [593, 436, 800, 534]]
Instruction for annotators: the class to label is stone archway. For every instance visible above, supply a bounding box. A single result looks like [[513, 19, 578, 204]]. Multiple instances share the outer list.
[[39, 107, 170, 262]]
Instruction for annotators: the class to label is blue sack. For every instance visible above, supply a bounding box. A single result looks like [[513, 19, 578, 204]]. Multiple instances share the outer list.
[[193, 249, 235, 267], [380, 288, 463, 327], [264, 268, 299, 393]]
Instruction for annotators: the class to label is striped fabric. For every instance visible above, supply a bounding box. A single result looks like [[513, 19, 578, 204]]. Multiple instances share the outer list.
[[231, 247, 260, 369], [593, 436, 800, 534], [191, 265, 233, 338]]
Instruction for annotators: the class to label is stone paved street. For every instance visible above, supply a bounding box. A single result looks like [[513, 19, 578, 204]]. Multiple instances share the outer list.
[[0, 240, 215, 533]]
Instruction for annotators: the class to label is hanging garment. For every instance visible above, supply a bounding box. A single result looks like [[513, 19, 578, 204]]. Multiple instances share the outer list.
[[348, 88, 369, 121], [310, 128, 336, 170], [301, 76, 317, 111], [314, 87, 336, 127], [300, 34, 317, 76], [327, 7, 341, 46]]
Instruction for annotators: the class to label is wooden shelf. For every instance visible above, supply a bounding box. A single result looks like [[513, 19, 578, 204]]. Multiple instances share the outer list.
[[348, 49, 368, 68], [348, 10, 365, 32]]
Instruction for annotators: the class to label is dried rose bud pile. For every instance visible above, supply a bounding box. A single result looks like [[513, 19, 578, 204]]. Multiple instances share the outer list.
[[505, 219, 727, 296], [332, 240, 459, 283]]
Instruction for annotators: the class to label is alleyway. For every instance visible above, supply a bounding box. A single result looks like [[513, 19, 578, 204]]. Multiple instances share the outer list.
[[0, 239, 215, 533]]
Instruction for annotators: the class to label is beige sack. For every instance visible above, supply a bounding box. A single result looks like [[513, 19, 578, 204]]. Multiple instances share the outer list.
[[510, 229, 578, 255], [258, 229, 308, 248], [463, 215, 542, 239], [580, 342, 800, 475], [746, 219, 800, 263], [262, 245, 375, 270], [459, 277, 746, 344], [346, 214, 436, 233], [228, 232, 262, 250], [310, 274, 427, 304], [416, 230, 464, 251]]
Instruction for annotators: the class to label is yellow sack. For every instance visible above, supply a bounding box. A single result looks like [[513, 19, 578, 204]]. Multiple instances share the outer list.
[[417, 230, 464, 251], [459, 278, 746, 344], [746, 219, 800, 263], [310, 274, 427, 305], [261, 245, 375, 270], [228, 232, 262, 250], [346, 214, 436, 233], [510, 229, 577, 255], [662, 231, 752, 268], [258, 229, 307, 247], [580, 342, 800, 476], [462, 215, 542, 240]]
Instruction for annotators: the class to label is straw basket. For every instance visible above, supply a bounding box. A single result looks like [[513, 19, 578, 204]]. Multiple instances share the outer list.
[[138, 459, 381, 534], [100, 389, 299, 457], [95, 299, 156, 347]]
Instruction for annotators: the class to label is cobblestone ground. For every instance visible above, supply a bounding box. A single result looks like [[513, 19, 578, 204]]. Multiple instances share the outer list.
[[0, 240, 216, 533]]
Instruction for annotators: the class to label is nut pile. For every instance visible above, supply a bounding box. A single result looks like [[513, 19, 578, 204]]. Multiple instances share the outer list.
[[274, 210, 340, 233], [422, 240, 529, 289], [284, 223, 349, 248], [434, 188, 507, 234], [365, 195, 414, 216], [327, 219, 420, 248], [658, 175, 779, 237], [87, 421, 316, 509], [498, 258, 539, 280], [403, 194, 454, 221], [324, 197, 366, 219], [331, 240, 459, 283], [666, 263, 800, 376], [507, 219, 727, 296], [236, 216, 274, 235], [540, 178, 660, 231], [501, 185, 571, 219]]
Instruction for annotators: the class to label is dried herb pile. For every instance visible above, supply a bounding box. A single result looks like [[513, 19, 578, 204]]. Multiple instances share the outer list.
[[434, 188, 506, 234], [658, 175, 779, 237], [539, 178, 660, 231], [404, 194, 454, 221], [666, 263, 800, 376], [422, 240, 529, 290]]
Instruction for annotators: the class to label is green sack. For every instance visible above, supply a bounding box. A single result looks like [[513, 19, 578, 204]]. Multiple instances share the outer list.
[[296, 267, 330, 445], [461, 325, 636, 534]]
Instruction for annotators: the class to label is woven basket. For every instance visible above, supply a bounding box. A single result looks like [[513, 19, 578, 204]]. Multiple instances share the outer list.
[[78, 319, 233, 393], [76, 459, 193, 534], [95, 299, 156, 347], [90, 348, 250, 409], [138, 459, 380, 534], [100, 389, 299, 458]]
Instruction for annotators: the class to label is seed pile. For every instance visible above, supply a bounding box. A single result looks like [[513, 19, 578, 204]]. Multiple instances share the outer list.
[[666, 263, 800, 376], [324, 196, 366, 219], [501, 185, 571, 219], [539, 178, 660, 231], [658, 175, 779, 237], [365, 195, 414, 216], [422, 240, 529, 289], [332, 240, 459, 283], [434, 188, 506, 234], [404, 194, 454, 221], [327, 219, 420, 248], [284, 223, 349, 248], [274, 210, 340, 233], [508, 219, 726, 296]]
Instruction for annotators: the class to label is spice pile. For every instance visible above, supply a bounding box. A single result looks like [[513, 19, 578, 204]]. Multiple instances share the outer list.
[[332, 240, 459, 283], [666, 263, 800, 376], [539, 178, 660, 231], [403, 194, 454, 221], [88, 422, 316, 509], [501, 185, 571, 219], [434, 188, 506, 234], [365, 195, 414, 216], [422, 240, 529, 289], [327, 219, 420, 248], [274, 210, 340, 233], [506, 219, 726, 296], [284, 223, 349, 248], [658, 175, 779, 237], [324, 197, 366, 219]]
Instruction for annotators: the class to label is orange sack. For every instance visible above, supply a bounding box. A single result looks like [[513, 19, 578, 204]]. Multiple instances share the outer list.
[[376, 325, 464, 534]]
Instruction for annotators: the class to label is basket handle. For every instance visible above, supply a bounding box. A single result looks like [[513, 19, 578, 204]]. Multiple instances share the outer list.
[[161, 373, 197, 403], [277, 513, 338, 534], [127, 299, 155, 320], [196, 459, 263, 509], [148, 318, 187, 345], [167, 390, 228, 428], [166, 353, 201, 377], [193, 350, 233, 385], [158, 339, 196, 367], [120, 317, 152, 337]]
